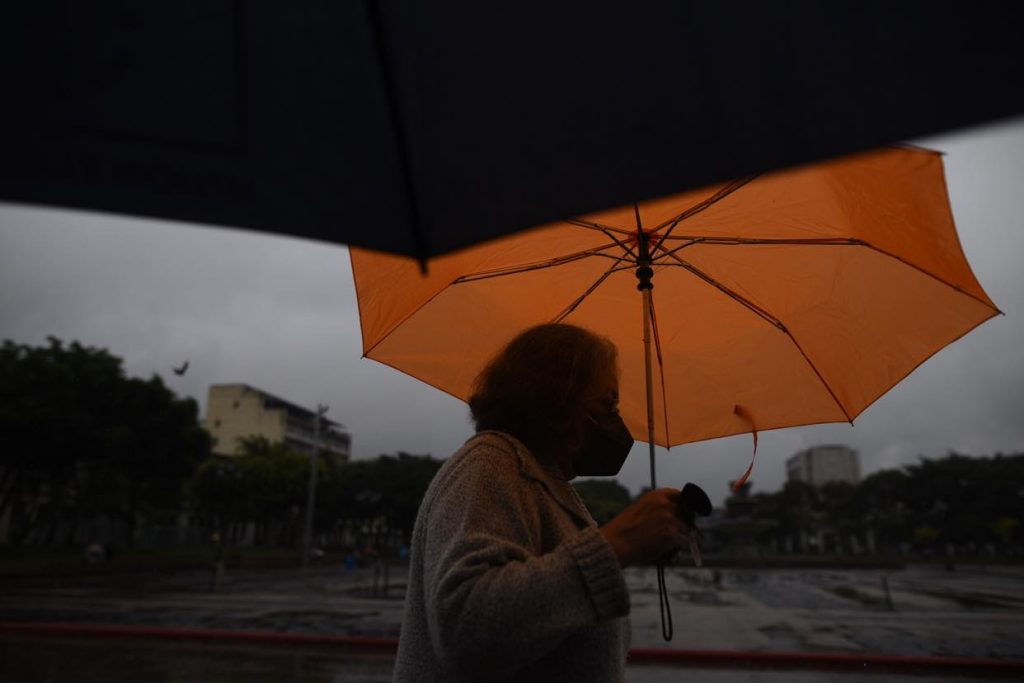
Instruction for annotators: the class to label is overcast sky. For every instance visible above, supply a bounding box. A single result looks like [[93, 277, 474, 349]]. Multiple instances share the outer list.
[[2, 116, 1023, 506]]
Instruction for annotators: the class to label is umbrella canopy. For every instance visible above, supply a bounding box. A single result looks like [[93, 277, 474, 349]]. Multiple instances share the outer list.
[[352, 146, 1000, 452], [2, 3, 1023, 260]]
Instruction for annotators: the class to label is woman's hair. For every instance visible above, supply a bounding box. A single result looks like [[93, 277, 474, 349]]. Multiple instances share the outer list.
[[469, 323, 618, 454]]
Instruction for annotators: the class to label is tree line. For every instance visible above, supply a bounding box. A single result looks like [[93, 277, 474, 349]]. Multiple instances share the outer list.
[[2, 338, 1020, 558], [0, 338, 445, 551], [1, 338, 209, 546], [191, 436, 443, 552], [742, 453, 1023, 556]]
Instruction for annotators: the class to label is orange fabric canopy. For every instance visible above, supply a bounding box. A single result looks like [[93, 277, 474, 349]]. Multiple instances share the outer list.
[[351, 146, 999, 448]]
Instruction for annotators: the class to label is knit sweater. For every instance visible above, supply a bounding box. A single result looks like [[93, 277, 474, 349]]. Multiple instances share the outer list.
[[392, 431, 631, 682]]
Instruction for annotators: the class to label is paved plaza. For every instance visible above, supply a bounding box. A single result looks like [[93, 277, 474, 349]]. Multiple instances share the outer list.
[[2, 562, 1022, 681]]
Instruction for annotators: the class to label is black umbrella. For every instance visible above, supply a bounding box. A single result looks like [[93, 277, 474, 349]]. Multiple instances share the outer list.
[[2, 1, 1022, 261]]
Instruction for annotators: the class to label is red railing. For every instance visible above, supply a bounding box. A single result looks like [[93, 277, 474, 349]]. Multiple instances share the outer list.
[[3, 621, 1022, 676]]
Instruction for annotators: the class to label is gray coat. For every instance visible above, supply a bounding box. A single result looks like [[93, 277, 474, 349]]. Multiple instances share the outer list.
[[393, 431, 631, 682]]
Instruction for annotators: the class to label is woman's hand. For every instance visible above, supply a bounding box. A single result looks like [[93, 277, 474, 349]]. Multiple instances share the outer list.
[[599, 488, 689, 568]]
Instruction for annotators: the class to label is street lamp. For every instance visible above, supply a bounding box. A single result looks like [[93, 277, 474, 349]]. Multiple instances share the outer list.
[[302, 403, 328, 569]]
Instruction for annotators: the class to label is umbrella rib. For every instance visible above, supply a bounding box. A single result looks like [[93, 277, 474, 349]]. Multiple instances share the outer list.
[[593, 253, 637, 265], [365, 0, 429, 265], [859, 242, 1002, 314], [657, 253, 788, 331], [362, 246, 625, 357], [565, 218, 635, 236], [551, 262, 623, 324], [653, 236, 1001, 314], [361, 283, 454, 358], [566, 219, 639, 261], [656, 236, 867, 245], [658, 249, 853, 423], [451, 243, 625, 284], [653, 237, 865, 263], [780, 331, 854, 424], [652, 175, 760, 250]]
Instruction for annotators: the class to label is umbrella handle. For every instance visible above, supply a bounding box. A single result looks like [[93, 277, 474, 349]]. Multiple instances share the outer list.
[[659, 482, 712, 641]]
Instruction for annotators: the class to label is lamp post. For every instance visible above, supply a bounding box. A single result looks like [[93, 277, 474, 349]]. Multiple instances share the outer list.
[[302, 404, 328, 569]]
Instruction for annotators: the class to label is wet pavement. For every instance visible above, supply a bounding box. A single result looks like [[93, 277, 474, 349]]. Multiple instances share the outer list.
[[1, 562, 1022, 680], [1, 633, 396, 683], [630, 564, 1024, 658], [0, 564, 407, 639], [0, 634, 1014, 683]]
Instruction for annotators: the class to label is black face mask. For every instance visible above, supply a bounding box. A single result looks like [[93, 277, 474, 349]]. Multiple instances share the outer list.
[[573, 411, 635, 476]]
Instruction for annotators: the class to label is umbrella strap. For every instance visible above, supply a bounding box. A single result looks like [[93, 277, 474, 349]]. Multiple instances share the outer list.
[[657, 563, 673, 641], [730, 404, 759, 492]]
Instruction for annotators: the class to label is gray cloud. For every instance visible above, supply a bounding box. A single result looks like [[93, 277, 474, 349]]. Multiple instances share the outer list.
[[2, 116, 1023, 506]]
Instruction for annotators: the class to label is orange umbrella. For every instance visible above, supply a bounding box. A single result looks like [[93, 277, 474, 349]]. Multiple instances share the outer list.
[[351, 145, 999, 487]]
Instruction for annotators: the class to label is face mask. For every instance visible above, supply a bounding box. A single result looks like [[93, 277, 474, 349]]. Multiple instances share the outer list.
[[573, 410, 635, 476]]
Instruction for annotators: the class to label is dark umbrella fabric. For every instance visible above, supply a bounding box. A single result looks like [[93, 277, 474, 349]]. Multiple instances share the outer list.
[[2, 1, 1022, 260]]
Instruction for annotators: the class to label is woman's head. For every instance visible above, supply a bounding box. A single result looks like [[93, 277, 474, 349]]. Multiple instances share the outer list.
[[469, 323, 619, 457]]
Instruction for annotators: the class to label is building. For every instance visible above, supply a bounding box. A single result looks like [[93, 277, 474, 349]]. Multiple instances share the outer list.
[[786, 445, 860, 487], [204, 384, 350, 460]]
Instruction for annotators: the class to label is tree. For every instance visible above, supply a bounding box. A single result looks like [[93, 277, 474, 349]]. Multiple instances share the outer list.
[[771, 480, 817, 536], [326, 453, 442, 548], [0, 338, 210, 546], [901, 452, 1024, 549], [189, 436, 312, 547], [854, 469, 910, 553], [87, 375, 210, 542], [1, 338, 122, 542], [819, 481, 858, 546], [750, 452, 1024, 556]]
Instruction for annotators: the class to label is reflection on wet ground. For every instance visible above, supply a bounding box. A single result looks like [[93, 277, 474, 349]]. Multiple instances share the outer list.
[[0, 635, 1011, 683], [1, 634, 395, 683]]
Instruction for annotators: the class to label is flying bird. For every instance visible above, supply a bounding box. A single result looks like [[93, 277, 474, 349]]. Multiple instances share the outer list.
[[173, 361, 189, 376]]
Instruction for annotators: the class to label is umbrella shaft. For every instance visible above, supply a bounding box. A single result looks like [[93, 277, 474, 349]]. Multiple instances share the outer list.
[[642, 287, 656, 488]]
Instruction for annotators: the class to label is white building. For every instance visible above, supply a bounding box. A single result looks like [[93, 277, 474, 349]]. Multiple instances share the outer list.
[[786, 445, 860, 487]]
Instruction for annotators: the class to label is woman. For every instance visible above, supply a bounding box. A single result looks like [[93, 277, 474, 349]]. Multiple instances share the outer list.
[[393, 323, 689, 682]]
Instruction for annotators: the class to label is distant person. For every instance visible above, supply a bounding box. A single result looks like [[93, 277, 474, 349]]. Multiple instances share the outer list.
[[84, 542, 106, 565], [393, 323, 689, 682]]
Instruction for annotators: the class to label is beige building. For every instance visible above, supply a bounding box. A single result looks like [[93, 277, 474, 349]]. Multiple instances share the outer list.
[[786, 445, 860, 487], [204, 384, 350, 459]]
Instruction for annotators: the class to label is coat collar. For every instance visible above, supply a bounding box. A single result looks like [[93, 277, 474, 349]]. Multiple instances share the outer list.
[[471, 431, 593, 528]]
